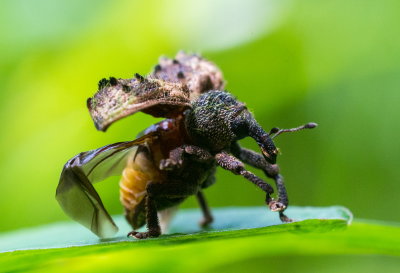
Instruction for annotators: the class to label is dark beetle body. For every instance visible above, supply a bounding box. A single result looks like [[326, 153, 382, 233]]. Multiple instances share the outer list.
[[122, 114, 216, 230], [56, 52, 317, 239], [123, 90, 244, 231]]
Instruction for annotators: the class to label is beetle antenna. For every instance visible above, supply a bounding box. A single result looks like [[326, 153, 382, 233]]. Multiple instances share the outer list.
[[270, 122, 318, 139]]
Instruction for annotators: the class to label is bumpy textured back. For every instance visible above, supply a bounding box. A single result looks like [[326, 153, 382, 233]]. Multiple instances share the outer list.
[[185, 91, 245, 151]]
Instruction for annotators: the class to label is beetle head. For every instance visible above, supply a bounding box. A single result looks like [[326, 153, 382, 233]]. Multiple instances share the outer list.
[[230, 105, 278, 164]]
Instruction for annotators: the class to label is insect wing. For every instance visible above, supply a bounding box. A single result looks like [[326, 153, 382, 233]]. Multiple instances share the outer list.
[[88, 77, 191, 131], [56, 135, 155, 238], [88, 53, 225, 132]]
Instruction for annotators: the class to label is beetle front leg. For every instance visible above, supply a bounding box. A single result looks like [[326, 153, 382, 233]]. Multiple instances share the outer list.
[[215, 152, 274, 199], [230, 143, 292, 222], [230, 142, 280, 177], [159, 145, 213, 171], [272, 174, 292, 222]]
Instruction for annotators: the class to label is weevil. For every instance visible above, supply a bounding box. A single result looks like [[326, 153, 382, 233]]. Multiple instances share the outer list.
[[56, 52, 317, 239]]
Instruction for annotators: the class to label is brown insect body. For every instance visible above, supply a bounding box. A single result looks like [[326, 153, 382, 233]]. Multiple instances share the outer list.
[[120, 118, 183, 227]]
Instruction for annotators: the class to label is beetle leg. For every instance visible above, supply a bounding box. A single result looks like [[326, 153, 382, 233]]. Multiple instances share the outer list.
[[159, 145, 213, 171], [128, 195, 161, 239], [183, 145, 213, 162], [230, 142, 292, 222], [196, 190, 214, 228], [230, 142, 278, 176], [128, 181, 199, 239], [159, 147, 185, 171], [215, 151, 274, 196]]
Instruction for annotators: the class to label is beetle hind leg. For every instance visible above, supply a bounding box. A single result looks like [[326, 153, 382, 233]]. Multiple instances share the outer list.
[[128, 181, 199, 239], [196, 191, 214, 228], [128, 195, 161, 239]]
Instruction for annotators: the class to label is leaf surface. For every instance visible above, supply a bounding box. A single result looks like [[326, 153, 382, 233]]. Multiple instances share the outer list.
[[1, 206, 400, 273]]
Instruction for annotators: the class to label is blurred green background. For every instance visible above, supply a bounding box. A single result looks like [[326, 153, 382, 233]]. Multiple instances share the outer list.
[[1, 0, 399, 235]]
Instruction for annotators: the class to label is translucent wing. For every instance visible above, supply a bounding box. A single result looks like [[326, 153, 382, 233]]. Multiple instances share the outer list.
[[88, 52, 225, 131], [56, 134, 156, 238]]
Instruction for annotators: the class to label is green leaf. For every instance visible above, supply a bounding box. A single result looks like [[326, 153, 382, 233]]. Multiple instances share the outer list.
[[0, 206, 351, 252], [1, 206, 400, 273]]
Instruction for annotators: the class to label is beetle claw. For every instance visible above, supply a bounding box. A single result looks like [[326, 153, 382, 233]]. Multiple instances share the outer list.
[[268, 199, 286, 212], [199, 216, 214, 228], [279, 212, 293, 223], [267, 200, 293, 223], [127, 230, 160, 239]]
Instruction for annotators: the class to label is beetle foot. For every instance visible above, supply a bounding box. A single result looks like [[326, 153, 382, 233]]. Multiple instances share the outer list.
[[268, 199, 286, 212], [127, 230, 161, 239], [199, 216, 213, 228], [279, 211, 293, 223], [267, 200, 293, 222]]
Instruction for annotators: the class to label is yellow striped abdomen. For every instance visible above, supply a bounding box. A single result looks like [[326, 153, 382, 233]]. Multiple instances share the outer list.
[[119, 149, 162, 212]]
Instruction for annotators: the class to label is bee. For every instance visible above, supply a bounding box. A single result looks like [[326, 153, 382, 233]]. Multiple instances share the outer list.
[[56, 52, 317, 239]]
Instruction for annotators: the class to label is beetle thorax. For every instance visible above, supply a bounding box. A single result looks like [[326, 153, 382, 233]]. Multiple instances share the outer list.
[[185, 91, 242, 152]]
